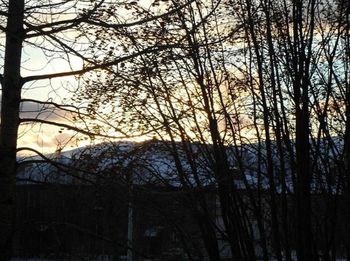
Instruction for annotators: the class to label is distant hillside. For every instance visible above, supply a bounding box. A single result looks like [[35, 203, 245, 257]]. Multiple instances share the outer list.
[[16, 138, 344, 193]]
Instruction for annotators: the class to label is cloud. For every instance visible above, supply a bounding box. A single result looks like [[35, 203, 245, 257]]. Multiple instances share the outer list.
[[0, 95, 80, 154], [19, 100, 69, 122], [0, 94, 73, 122], [17, 124, 82, 155]]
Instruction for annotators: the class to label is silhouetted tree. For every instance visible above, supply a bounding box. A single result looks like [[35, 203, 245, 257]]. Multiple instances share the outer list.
[[0, 0, 192, 258]]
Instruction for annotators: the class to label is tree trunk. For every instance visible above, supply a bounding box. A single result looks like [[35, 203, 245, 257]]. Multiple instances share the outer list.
[[0, 0, 25, 258], [295, 100, 313, 261]]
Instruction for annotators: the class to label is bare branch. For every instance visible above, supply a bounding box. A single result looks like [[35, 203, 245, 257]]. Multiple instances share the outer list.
[[24, 0, 106, 37], [85, 0, 195, 29], [24, 0, 195, 38], [20, 118, 124, 138], [22, 43, 183, 83], [21, 98, 91, 117], [24, 0, 77, 12], [17, 147, 97, 185]]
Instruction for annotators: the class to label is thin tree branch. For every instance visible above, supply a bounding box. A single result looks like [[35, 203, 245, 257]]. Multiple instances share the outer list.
[[24, 0, 105, 37], [22, 44, 183, 83], [24, 0, 75, 12], [85, 0, 195, 29], [20, 118, 126, 138], [17, 148, 97, 185], [21, 98, 91, 117], [24, 0, 194, 38], [0, 24, 6, 32]]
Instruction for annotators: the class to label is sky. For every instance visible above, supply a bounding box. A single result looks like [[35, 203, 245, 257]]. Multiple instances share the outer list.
[[0, 0, 113, 155], [2, 39, 149, 156], [0, 39, 89, 155], [1, 0, 252, 156], [0, 0, 175, 156], [0, 0, 184, 156]]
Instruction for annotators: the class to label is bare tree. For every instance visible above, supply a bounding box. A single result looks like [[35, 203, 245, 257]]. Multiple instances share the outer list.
[[4, 0, 348, 259], [78, 0, 350, 260], [0, 0, 194, 258]]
